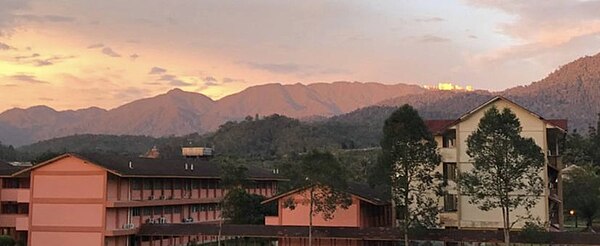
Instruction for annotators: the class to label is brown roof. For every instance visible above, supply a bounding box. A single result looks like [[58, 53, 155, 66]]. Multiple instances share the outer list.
[[424, 96, 568, 135], [262, 182, 390, 206], [16, 153, 286, 181]]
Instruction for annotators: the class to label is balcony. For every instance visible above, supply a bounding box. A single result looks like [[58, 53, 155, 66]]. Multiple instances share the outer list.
[[0, 189, 30, 203], [106, 197, 222, 208], [0, 214, 28, 229], [548, 155, 563, 170], [265, 216, 279, 226], [440, 148, 457, 162]]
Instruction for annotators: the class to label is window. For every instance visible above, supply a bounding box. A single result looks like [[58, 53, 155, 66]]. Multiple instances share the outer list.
[[154, 179, 163, 190], [173, 180, 182, 189], [191, 205, 199, 213], [443, 163, 457, 181], [442, 130, 456, 148], [184, 180, 192, 191], [153, 206, 163, 215], [201, 180, 208, 189], [2, 179, 19, 189], [164, 206, 173, 214], [173, 206, 181, 214], [444, 194, 458, 212], [143, 179, 152, 190], [165, 180, 173, 190], [200, 205, 207, 212], [132, 208, 141, 216], [131, 179, 142, 190], [143, 207, 152, 216], [192, 180, 199, 189]]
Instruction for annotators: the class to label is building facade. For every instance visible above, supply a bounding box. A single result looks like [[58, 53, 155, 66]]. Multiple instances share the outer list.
[[426, 96, 566, 231], [0, 152, 283, 246], [263, 183, 392, 246]]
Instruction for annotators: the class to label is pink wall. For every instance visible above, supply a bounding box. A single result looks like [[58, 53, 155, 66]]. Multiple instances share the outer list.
[[271, 190, 361, 227], [30, 231, 102, 246], [29, 156, 107, 246]]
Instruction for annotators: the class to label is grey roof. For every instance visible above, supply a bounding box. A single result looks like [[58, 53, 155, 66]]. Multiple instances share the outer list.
[[0, 160, 27, 176], [64, 153, 285, 180]]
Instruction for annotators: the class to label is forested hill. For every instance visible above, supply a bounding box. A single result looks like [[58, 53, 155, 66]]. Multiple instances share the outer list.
[[12, 108, 401, 161]]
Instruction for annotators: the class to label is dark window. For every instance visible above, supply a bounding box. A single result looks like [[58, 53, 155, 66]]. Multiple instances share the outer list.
[[143, 207, 152, 216], [143, 179, 152, 190], [2, 179, 19, 189], [154, 179, 163, 190], [132, 208, 141, 216], [442, 130, 456, 148], [173, 206, 181, 214], [201, 180, 208, 189], [184, 180, 192, 191], [200, 205, 207, 212], [165, 179, 173, 190], [191, 205, 199, 213], [153, 206, 163, 215], [444, 194, 458, 212], [192, 180, 199, 189], [173, 180, 181, 189], [131, 179, 142, 190], [164, 206, 173, 214], [443, 163, 457, 181], [1, 203, 18, 214]]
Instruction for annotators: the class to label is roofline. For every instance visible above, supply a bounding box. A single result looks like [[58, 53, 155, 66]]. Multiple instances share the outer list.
[[12, 153, 288, 181], [433, 96, 567, 134], [261, 185, 388, 206]]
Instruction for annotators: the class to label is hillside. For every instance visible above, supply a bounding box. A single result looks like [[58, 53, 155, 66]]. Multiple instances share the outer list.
[[3, 52, 600, 146], [0, 82, 426, 146]]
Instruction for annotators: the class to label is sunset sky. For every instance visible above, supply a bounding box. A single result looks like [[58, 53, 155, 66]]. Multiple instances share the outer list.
[[1, 0, 600, 112]]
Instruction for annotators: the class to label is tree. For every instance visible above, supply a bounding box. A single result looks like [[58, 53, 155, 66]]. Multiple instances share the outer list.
[[460, 106, 545, 245], [219, 159, 276, 225], [377, 104, 442, 246], [0, 235, 14, 246], [284, 150, 352, 246], [564, 164, 600, 232]]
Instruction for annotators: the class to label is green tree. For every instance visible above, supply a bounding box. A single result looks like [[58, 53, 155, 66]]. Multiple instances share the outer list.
[[459, 106, 545, 245], [563, 130, 592, 166], [0, 235, 14, 246], [564, 164, 600, 232], [284, 150, 352, 246], [219, 159, 276, 225], [377, 104, 442, 246]]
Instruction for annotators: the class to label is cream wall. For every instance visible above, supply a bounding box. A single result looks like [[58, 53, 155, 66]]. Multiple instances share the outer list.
[[440, 99, 550, 229]]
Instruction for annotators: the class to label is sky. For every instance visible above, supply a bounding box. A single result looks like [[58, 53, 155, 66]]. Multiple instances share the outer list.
[[1, 0, 600, 112]]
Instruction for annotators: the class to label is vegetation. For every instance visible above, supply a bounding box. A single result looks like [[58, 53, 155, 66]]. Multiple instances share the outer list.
[[375, 104, 442, 246], [0, 235, 15, 246], [564, 164, 600, 232], [0, 141, 18, 161], [282, 150, 352, 246], [219, 160, 274, 225], [459, 106, 545, 246]]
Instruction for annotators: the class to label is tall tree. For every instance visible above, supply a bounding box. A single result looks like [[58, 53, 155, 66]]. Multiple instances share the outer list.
[[283, 150, 352, 246], [378, 104, 442, 246], [460, 106, 545, 245], [564, 164, 600, 232]]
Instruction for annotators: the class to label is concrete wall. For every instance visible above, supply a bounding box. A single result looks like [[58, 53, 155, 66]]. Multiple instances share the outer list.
[[28, 156, 107, 246], [444, 99, 550, 229], [268, 189, 361, 227]]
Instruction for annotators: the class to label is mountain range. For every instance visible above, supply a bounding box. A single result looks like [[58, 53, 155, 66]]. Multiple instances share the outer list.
[[2, 53, 600, 146]]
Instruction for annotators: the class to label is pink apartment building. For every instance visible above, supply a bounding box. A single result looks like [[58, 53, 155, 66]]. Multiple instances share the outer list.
[[0, 152, 283, 246]]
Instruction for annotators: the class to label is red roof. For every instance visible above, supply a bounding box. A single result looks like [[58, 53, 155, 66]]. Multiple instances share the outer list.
[[546, 119, 568, 131], [425, 120, 455, 134]]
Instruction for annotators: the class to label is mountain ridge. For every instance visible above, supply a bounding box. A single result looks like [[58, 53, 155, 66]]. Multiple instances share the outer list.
[[3, 52, 600, 146]]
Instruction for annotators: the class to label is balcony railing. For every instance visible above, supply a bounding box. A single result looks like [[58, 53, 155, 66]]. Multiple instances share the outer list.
[[0, 189, 30, 203], [548, 155, 563, 170]]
